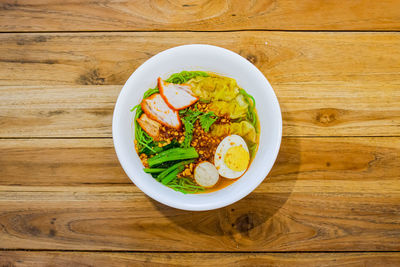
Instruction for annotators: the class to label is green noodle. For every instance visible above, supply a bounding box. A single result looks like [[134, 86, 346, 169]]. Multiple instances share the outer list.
[[131, 72, 258, 194], [165, 71, 209, 84], [167, 177, 205, 194], [130, 87, 159, 153], [239, 89, 258, 130]]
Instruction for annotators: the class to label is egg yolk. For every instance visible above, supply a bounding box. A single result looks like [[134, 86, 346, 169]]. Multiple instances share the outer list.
[[224, 145, 249, 172]]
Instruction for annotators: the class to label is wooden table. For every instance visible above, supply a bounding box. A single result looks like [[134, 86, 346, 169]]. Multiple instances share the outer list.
[[1, 1, 400, 266]]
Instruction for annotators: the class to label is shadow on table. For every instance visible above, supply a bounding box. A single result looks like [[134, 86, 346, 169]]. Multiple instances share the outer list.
[[149, 135, 301, 241]]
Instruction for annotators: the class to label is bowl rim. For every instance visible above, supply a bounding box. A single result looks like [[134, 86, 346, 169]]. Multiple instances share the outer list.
[[112, 44, 282, 211]]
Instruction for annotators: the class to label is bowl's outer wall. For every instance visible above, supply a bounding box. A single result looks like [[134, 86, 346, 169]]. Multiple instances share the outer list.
[[113, 44, 282, 211]]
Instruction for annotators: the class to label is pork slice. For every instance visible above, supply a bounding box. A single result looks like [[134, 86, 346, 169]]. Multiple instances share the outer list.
[[158, 78, 198, 110], [141, 93, 181, 129], [137, 113, 161, 138]]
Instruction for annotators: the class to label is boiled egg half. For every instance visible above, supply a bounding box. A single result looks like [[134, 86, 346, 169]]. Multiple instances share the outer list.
[[214, 135, 250, 179]]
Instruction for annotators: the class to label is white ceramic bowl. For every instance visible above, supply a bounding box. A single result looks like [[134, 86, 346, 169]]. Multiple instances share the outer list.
[[113, 44, 282, 211]]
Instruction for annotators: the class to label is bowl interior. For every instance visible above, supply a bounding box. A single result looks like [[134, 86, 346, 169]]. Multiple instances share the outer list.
[[113, 44, 282, 211]]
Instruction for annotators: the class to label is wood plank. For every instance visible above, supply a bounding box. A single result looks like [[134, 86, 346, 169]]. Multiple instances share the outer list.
[[0, 187, 399, 251], [0, 32, 399, 86], [0, 139, 128, 185], [0, 137, 399, 186], [1, 83, 399, 137], [1, 251, 400, 267], [1, 0, 400, 32], [0, 86, 118, 138], [0, 137, 399, 251]]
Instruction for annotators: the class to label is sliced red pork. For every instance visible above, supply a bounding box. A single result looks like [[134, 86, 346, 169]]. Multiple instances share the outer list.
[[137, 113, 161, 138], [141, 93, 181, 129], [158, 78, 198, 110]]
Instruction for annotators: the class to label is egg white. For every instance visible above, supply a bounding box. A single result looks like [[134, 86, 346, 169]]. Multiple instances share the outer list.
[[214, 135, 249, 179]]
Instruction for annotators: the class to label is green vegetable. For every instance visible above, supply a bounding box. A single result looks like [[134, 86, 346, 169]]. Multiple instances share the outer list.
[[166, 71, 209, 84], [181, 117, 194, 148], [161, 165, 185, 185], [147, 147, 199, 167], [180, 107, 202, 121], [140, 140, 180, 156], [157, 160, 194, 181], [199, 111, 218, 132], [180, 107, 218, 146], [143, 168, 166, 174], [180, 108, 202, 148], [149, 159, 204, 193]]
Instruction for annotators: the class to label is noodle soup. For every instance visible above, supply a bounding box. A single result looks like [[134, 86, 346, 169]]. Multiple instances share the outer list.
[[132, 71, 259, 194]]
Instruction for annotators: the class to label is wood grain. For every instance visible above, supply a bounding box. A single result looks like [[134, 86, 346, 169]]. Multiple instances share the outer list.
[[0, 139, 128, 185], [1, 137, 399, 186], [1, 0, 399, 263], [0, 32, 399, 86], [1, 0, 400, 32], [0, 137, 399, 251], [1, 83, 399, 137], [0, 86, 118, 138], [0, 186, 399, 251], [1, 252, 400, 267]]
